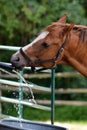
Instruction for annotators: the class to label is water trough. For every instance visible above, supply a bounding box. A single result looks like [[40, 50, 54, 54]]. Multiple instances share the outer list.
[[0, 119, 67, 130]]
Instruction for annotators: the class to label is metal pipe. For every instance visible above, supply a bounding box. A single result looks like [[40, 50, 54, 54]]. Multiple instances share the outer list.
[[0, 45, 20, 51], [51, 68, 55, 125], [0, 96, 51, 111], [18, 71, 23, 118], [0, 79, 51, 92]]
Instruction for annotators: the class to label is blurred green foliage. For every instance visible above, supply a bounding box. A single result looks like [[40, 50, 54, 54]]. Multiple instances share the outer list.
[[0, 0, 87, 46], [1, 0, 87, 104]]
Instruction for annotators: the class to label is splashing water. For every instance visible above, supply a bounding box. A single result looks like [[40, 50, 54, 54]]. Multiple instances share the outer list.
[[13, 70, 36, 104], [0, 67, 37, 128], [0, 68, 36, 104]]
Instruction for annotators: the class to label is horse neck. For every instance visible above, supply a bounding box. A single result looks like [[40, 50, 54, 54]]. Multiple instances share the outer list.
[[60, 30, 87, 77]]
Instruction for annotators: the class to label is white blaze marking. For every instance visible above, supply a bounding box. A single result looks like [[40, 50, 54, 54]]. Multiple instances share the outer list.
[[23, 31, 49, 51]]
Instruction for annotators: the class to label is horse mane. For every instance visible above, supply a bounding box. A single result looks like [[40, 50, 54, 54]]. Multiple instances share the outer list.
[[46, 22, 87, 44], [73, 26, 87, 44]]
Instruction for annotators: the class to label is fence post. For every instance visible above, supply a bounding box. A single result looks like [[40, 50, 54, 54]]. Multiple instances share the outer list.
[[18, 70, 23, 119], [51, 68, 55, 125], [0, 90, 2, 114]]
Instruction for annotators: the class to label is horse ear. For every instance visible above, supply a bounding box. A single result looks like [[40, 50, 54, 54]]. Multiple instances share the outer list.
[[66, 23, 74, 35], [62, 23, 74, 37], [57, 14, 67, 23], [68, 23, 74, 31]]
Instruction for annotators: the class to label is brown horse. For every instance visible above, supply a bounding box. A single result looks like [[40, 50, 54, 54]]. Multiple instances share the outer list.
[[11, 14, 87, 77]]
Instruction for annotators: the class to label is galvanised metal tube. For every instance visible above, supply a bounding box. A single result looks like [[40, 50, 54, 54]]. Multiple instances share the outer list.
[[51, 68, 55, 125], [0, 79, 51, 92], [0, 96, 51, 111], [0, 45, 20, 51], [18, 71, 23, 118]]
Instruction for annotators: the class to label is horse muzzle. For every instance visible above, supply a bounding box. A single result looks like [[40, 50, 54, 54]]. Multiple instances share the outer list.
[[11, 52, 27, 70]]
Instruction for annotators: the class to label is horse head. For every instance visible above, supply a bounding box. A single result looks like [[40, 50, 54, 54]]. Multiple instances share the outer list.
[[11, 14, 74, 70]]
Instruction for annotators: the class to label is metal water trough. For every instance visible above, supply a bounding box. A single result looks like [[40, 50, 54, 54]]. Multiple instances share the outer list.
[[0, 119, 67, 130]]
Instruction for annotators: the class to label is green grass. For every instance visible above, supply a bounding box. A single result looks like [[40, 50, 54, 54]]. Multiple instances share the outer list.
[[2, 103, 87, 123]]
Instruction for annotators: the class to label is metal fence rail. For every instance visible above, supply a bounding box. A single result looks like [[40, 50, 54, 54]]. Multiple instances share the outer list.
[[0, 79, 51, 92], [0, 45, 55, 124], [0, 96, 51, 111], [0, 45, 20, 51]]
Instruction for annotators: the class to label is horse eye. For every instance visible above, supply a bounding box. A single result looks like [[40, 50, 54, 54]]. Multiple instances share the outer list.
[[42, 42, 49, 48]]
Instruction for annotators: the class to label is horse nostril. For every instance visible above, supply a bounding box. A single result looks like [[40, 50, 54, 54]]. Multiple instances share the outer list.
[[16, 57, 20, 62], [12, 57, 20, 63]]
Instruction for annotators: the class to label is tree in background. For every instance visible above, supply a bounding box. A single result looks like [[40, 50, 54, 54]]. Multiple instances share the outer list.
[[0, 0, 87, 46]]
